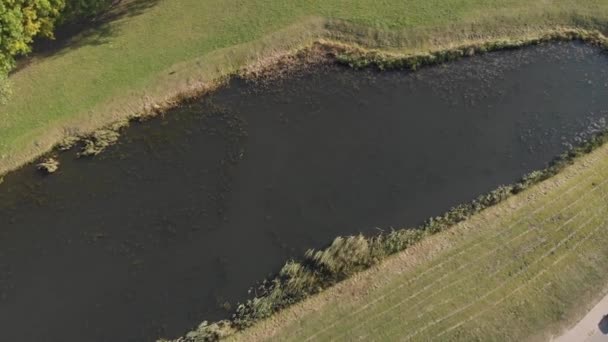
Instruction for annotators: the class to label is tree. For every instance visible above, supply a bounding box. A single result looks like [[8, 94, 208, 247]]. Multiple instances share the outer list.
[[0, 0, 118, 104], [0, 0, 64, 101], [0, 0, 64, 71], [61, 0, 114, 23]]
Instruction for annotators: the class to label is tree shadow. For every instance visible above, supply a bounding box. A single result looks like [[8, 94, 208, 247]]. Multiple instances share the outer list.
[[600, 314, 608, 334], [13, 0, 160, 72]]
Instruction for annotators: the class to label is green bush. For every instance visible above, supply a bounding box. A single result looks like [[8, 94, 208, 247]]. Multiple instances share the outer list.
[[0, 0, 65, 101]]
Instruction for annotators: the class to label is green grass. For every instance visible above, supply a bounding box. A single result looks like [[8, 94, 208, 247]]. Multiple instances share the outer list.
[[232, 143, 608, 342], [2, 0, 608, 174]]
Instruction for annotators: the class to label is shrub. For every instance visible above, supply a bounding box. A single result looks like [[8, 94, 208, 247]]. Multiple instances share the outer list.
[[0, 0, 64, 73]]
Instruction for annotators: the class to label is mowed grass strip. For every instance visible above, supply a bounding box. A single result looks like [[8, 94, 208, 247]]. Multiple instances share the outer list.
[[233, 146, 608, 341], [2, 1, 608, 174]]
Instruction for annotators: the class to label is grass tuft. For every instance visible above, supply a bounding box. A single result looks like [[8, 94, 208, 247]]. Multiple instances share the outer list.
[[37, 157, 60, 174]]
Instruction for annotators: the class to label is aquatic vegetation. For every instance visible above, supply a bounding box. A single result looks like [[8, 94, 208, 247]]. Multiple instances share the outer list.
[[37, 157, 60, 174], [57, 136, 80, 151], [78, 129, 120, 156]]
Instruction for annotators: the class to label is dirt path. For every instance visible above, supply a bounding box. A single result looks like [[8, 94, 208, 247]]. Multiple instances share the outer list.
[[553, 292, 608, 342]]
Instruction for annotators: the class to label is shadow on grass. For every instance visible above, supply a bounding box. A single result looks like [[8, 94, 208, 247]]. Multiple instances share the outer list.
[[13, 0, 160, 72]]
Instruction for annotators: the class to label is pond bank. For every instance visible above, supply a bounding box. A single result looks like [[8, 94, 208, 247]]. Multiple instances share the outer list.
[[2, 41, 608, 342], [2, 27, 608, 178], [225, 141, 608, 342]]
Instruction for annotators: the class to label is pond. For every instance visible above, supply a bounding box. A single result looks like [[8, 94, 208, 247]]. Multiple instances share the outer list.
[[1, 42, 608, 342]]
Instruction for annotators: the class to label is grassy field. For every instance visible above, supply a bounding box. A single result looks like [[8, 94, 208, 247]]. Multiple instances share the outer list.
[[231, 143, 608, 341], [2, 1, 608, 174]]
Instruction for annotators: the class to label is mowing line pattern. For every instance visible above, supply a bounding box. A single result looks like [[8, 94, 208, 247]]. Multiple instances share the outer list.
[[406, 207, 607, 340], [436, 212, 608, 339], [362, 184, 607, 341], [301, 180, 582, 341], [372, 193, 604, 339], [300, 163, 607, 340]]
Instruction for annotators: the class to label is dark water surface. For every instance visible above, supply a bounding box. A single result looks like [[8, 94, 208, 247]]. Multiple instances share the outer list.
[[2, 42, 608, 342]]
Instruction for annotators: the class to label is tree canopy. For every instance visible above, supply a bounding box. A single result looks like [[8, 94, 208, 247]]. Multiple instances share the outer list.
[[0, 0, 65, 74], [0, 0, 115, 103], [61, 0, 114, 23], [0, 0, 65, 102]]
